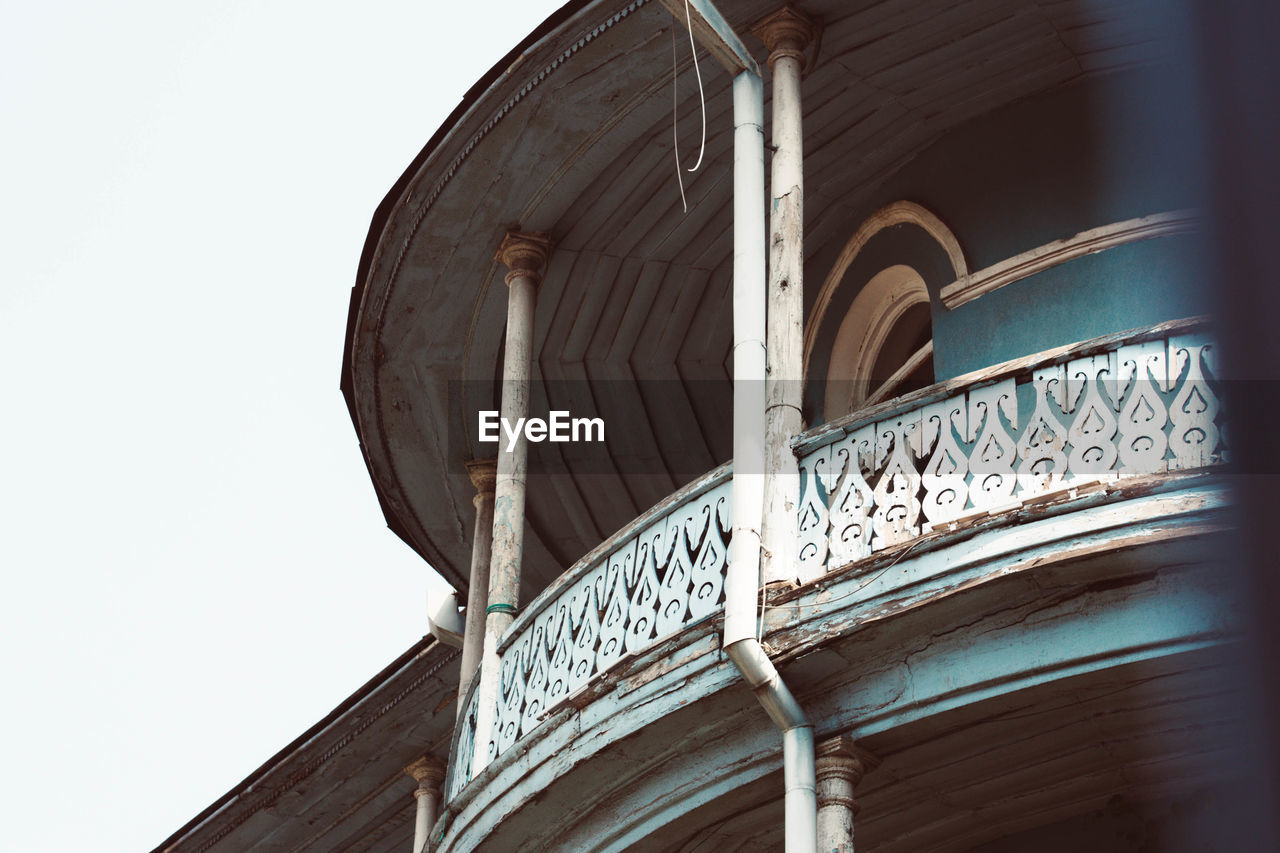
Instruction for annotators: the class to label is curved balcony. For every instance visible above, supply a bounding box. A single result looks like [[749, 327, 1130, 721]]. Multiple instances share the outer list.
[[447, 463, 732, 802], [793, 316, 1222, 578], [441, 317, 1228, 842]]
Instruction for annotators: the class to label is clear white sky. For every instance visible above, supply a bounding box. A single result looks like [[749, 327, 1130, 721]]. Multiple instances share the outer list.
[[1, 1, 560, 849]]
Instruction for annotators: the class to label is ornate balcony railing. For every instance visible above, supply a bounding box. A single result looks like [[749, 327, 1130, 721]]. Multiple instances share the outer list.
[[445, 318, 1223, 803], [793, 318, 1222, 578], [445, 464, 732, 802]]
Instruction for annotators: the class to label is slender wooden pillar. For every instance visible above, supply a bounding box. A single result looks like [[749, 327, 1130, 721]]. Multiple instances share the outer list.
[[470, 231, 551, 778], [404, 757, 445, 853], [457, 458, 496, 718], [815, 736, 874, 853], [755, 5, 818, 585]]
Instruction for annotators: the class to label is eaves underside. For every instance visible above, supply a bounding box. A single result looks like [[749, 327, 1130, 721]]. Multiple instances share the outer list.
[[343, 0, 1177, 593]]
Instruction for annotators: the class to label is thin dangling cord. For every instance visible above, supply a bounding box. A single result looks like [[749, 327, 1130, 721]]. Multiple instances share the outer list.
[[671, 0, 708, 213], [672, 26, 687, 212], [682, 0, 707, 173]]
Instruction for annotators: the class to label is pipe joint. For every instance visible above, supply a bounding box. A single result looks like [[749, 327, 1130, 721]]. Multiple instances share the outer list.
[[725, 639, 809, 731]]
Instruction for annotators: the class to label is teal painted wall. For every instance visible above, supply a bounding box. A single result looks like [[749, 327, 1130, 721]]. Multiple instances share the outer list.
[[937, 236, 1208, 377], [805, 64, 1213, 416]]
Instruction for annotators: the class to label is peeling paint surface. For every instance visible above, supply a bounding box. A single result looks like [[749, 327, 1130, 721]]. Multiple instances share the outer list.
[[437, 473, 1236, 851]]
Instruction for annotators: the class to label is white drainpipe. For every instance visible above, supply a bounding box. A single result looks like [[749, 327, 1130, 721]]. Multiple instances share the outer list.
[[661, 2, 820, 846], [717, 25, 818, 853], [724, 69, 768, 652]]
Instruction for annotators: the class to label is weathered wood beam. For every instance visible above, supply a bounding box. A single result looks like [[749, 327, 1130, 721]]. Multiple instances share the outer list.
[[657, 0, 761, 77], [437, 479, 1233, 851]]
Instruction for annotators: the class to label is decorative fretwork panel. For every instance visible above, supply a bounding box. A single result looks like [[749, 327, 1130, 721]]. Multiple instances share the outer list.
[[445, 684, 480, 803], [796, 330, 1223, 574], [478, 478, 731, 765]]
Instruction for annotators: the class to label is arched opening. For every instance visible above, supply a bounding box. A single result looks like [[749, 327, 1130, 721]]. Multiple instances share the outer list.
[[823, 265, 934, 420], [807, 202, 965, 424]]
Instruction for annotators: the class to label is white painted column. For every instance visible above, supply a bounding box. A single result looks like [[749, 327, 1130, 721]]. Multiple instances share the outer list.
[[755, 6, 817, 585], [404, 757, 445, 853], [470, 231, 551, 779], [457, 458, 496, 719], [654, 5, 818, 849], [815, 736, 873, 853]]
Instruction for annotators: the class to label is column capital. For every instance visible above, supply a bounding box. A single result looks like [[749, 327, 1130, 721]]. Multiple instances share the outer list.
[[815, 736, 878, 813], [404, 756, 446, 794], [496, 231, 552, 287], [466, 458, 498, 498], [751, 5, 820, 69]]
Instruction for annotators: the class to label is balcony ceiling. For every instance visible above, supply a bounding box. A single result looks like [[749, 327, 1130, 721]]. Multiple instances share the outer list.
[[629, 647, 1247, 852], [344, 0, 1177, 591]]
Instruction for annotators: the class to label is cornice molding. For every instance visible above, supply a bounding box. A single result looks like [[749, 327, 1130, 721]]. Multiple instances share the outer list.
[[940, 210, 1198, 309], [372, 1, 649, 317]]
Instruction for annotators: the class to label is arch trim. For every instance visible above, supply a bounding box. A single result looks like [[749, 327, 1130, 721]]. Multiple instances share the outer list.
[[804, 201, 967, 378]]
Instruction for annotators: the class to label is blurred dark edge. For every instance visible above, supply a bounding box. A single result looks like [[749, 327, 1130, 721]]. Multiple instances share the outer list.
[[1197, 0, 1280, 847]]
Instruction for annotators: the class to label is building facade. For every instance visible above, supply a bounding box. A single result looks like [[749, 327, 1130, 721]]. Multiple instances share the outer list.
[[157, 1, 1269, 851]]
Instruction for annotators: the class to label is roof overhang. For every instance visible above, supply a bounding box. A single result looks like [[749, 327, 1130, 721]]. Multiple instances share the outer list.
[[341, 0, 1182, 592]]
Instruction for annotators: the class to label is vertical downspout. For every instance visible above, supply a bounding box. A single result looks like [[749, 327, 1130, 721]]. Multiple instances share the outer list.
[[725, 69, 818, 853], [659, 3, 822, 846], [725, 71, 767, 657]]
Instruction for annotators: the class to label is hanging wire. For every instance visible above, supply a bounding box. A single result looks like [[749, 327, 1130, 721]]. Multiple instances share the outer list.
[[682, 0, 707, 172], [671, 26, 687, 212], [671, 0, 708, 213]]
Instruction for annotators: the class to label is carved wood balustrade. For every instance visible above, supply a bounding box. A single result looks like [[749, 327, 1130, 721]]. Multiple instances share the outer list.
[[445, 318, 1223, 804], [446, 464, 732, 802], [793, 318, 1222, 579]]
